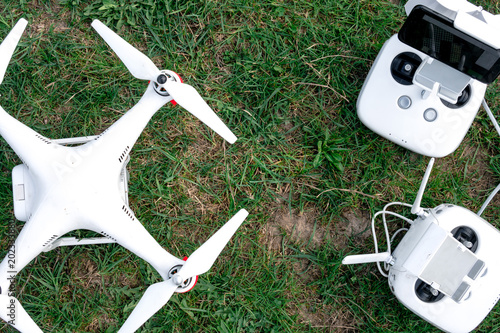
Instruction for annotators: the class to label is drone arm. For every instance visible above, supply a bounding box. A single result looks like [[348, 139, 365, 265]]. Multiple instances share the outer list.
[[88, 84, 171, 175], [0, 209, 72, 293], [117, 209, 248, 332], [0, 106, 63, 172], [0, 295, 43, 332], [85, 201, 183, 280], [91, 19, 237, 145]]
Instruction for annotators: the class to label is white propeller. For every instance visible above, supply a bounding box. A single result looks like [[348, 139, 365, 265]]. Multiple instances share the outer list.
[[164, 81, 237, 143], [91, 19, 237, 144], [117, 280, 178, 333], [90, 20, 159, 81], [118, 209, 249, 333], [0, 295, 43, 333], [0, 18, 27, 85]]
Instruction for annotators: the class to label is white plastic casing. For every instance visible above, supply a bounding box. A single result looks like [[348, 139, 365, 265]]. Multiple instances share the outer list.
[[11, 136, 130, 223], [12, 164, 34, 221], [388, 205, 500, 333], [357, 35, 486, 157]]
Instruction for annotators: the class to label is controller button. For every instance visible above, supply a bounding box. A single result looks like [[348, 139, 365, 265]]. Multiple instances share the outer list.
[[397, 96, 412, 109], [423, 108, 437, 122]]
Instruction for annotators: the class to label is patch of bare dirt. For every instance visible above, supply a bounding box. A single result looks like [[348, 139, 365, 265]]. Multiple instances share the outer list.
[[182, 177, 225, 216], [333, 208, 372, 250], [68, 255, 108, 291], [260, 189, 373, 330], [266, 205, 370, 253], [212, 33, 234, 75], [67, 254, 140, 291], [30, 18, 69, 36], [116, 270, 141, 289], [265, 208, 323, 252], [64, 254, 138, 332], [27, 1, 70, 37], [296, 301, 357, 332], [263, 185, 371, 252], [84, 312, 117, 333]]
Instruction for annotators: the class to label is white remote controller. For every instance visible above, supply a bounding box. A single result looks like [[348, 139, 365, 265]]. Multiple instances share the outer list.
[[388, 205, 500, 333], [343, 158, 500, 332], [357, 3, 500, 157], [343, 205, 500, 332], [358, 35, 486, 157]]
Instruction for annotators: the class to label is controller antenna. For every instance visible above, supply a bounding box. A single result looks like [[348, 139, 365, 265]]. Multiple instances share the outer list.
[[411, 158, 435, 216]]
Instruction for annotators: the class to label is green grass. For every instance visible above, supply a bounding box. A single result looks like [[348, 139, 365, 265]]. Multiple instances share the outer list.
[[0, 0, 498, 332]]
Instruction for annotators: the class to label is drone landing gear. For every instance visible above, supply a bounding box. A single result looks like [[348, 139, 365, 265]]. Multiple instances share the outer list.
[[41, 237, 116, 252]]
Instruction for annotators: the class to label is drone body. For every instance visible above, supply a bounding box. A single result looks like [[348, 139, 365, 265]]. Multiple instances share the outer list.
[[0, 18, 248, 332], [0, 81, 188, 284]]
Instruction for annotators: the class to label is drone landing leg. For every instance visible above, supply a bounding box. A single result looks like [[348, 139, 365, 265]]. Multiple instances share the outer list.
[[42, 236, 116, 252]]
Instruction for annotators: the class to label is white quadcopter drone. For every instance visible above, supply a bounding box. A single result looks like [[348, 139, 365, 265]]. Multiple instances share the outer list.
[[0, 18, 249, 332], [357, 0, 500, 157], [343, 158, 500, 333]]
